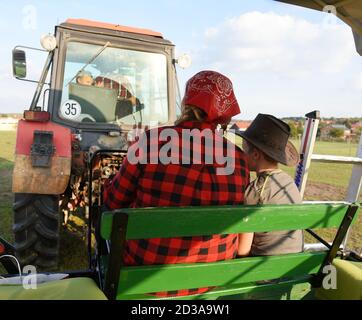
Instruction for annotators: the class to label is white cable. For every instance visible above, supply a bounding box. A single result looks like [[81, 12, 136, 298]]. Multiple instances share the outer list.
[[0, 255, 22, 280]]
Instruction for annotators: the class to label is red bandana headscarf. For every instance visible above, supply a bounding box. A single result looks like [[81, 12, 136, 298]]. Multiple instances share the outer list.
[[183, 70, 240, 124]]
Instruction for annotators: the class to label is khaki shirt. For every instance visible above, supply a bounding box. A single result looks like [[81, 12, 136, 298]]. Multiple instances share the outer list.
[[245, 169, 304, 256]]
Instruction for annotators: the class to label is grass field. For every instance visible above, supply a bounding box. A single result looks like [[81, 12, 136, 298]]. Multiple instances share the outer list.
[[0, 131, 16, 249], [285, 139, 360, 190], [0, 130, 361, 273]]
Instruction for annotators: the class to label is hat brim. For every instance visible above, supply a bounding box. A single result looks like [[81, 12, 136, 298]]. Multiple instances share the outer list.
[[233, 130, 300, 167]]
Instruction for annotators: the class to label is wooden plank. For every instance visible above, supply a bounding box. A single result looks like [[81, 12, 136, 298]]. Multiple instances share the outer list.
[[101, 204, 354, 240], [115, 251, 326, 296]]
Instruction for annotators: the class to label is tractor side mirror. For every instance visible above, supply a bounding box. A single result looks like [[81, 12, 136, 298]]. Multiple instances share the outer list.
[[12, 49, 27, 79]]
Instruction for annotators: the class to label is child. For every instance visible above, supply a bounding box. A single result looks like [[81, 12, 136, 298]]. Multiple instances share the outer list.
[[236, 114, 304, 257]]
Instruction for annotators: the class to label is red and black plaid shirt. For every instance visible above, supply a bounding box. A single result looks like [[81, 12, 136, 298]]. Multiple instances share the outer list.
[[103, 121, 249, 297]]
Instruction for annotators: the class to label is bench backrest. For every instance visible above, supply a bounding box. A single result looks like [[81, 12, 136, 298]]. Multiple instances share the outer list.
[[99, 203, 360, 300]]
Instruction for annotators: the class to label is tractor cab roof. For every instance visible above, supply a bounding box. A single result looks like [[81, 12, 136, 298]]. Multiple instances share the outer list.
[[58, 18, 173, 46]]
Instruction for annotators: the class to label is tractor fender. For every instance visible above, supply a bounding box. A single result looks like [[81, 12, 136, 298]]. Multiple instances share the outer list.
[[12, 120, 72, 195]]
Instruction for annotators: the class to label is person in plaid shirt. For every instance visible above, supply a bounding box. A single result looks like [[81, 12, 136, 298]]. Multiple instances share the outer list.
[[103, 70, 249, 297]]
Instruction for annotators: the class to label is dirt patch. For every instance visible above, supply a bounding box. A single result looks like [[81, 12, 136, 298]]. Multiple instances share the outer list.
[[304, 181, 346, 201], [304, 181, 361, 252]]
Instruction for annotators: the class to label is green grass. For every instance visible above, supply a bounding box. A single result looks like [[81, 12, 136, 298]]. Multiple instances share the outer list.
[[0, 131, 16, 274], [0, 131, 16, 241], [1, 131, 361, 274], [0, 131, 16, 169], [284, 139, 359, 189]]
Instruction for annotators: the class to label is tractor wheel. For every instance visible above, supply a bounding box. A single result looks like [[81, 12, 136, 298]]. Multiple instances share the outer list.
[[13, 194, 60, 270]]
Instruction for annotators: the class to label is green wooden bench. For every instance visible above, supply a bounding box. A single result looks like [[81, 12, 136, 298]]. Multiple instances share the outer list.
[[98, 202, 360, 300]]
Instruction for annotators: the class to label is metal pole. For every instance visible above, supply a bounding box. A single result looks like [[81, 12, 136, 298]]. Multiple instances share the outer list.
[[29, 51, 54, 111], [295, 111, 320, 199], [342, 132, 362, 250]]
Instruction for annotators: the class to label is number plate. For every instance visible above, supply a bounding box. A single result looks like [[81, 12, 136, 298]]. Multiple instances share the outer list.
[[60, 99, 82, 120]]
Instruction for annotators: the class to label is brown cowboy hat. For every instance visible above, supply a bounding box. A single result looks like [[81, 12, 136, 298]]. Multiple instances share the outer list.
[[234, 114, 300, 166]]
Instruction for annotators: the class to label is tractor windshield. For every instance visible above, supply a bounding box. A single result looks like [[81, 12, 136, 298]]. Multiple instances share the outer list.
[[59, 41, 169, 126]]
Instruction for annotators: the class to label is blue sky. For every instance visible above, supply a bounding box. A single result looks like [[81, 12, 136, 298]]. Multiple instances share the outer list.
[[1, 0, 361, 119]]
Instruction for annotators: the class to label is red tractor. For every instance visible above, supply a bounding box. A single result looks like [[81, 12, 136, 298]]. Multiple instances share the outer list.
[[11, 19, 185, 269]]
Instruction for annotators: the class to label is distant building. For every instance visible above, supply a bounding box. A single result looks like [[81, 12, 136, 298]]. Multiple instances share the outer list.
[[229, 120, 252, 132], [320, 124, 351, 140], [351, 121, 362, 134]]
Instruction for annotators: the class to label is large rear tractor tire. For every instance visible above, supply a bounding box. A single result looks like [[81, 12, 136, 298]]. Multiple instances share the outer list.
[[13, 194, 60, 270]]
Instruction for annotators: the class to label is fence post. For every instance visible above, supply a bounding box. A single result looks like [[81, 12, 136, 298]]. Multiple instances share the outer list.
[[342, 133, 362, 251]]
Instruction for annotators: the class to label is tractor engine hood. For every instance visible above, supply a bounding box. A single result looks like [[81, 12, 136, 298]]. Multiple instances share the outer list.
[[274, 0, 362, 55]]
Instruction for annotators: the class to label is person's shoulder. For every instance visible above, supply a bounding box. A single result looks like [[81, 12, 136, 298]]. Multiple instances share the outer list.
[[269, 170, 302, 203], [274, 170, 295, 183], [253, 173, 269, 189], [268, 170, 297, 189]]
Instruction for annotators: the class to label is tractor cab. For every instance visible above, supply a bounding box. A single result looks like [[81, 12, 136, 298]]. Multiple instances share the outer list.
[[54, 20, 175, 130], [13, 19, 183, 151]]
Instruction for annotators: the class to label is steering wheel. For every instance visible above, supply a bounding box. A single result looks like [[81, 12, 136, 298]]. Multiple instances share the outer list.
[[78, 114, 97, 123]]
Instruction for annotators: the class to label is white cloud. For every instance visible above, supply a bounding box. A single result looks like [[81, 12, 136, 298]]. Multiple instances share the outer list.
[[184, 11, 362, 118], [205, 27, 219, 38], [0, 69, 11, 81], [199, 11, 356, 78], [356, 73, 362, 91]]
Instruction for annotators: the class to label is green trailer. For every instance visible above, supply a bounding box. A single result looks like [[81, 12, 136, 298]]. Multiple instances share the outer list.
[[0, 203, 361, 300]]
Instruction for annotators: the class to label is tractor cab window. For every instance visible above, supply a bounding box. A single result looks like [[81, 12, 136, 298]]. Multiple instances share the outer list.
[[60, 41, 169, 126]]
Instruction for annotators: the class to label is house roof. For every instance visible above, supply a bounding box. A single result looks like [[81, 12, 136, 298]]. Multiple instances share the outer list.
[[351, 122, 362, 128], [332, 124, 348, 130], [231, 121, 252, 129]]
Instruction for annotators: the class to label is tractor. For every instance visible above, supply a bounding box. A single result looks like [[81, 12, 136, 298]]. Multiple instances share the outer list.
[[10, 18, 186, 269]]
